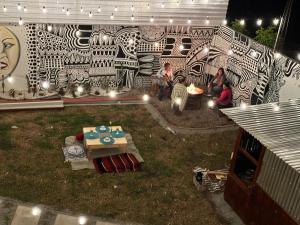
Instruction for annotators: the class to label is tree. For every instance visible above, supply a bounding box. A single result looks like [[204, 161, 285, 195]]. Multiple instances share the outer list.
[[229, 19, 249, 35], [254, 27, 277, 49]]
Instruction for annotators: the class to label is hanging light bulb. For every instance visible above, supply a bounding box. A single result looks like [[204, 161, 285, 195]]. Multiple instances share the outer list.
[[109, 90, 117, 98], [256, 18, 263, 26], [129, 38, 134, 45], [161, 2, 165, 8], [131, 14, 135, 21], [240, 102, 247, 110], [66, 8, 70, 16], [175, 98, 182, 105], [78, 216, 87, 225], [76, 30, 81, 36], [80, 6, 84, 13], [98, 6, 101, 12], [273, 103, 280, 112], [191, 0, 194, 4], [18, 17, 23, 26], [239, 19, 245, 26], [103, 35, 108, 40], [7, 76, 13, 83], [205, 17, 210, 25], [228, 49, 233, 55], [62, 7, 65, 13], [17, 3, 21, 11], [23, 6, 27, 12], [147, 3, 150, 9], [42, 6, 47, 13], [179, 44, 184, 50], [222, 19, 227, 25], [47, 25, 52, 32], [169, 18, 173, 24], [251, 51, 258, 58], [110, 13, 114, 19], [114, 6, 118, 12], [3, 5, 7, 12], [131, 5, 135, 11], [204, 46, 209, 53], [274, 52, 281, 59], [208, 100, 215, 108], [31, 207, 41, 216], [143, 94, 150, 102], [41, 81, 49, 89], [89, 11, 93, 17], [273, 18, 280, 26], [154, 42, 159, 47], [176, 1, 180, 6], [77, 86, 84, 93], [187, 19, 192, 24], [150, 16, 154, 23]]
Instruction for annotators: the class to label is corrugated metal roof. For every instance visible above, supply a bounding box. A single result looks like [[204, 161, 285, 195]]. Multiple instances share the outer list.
[[221, 99, 300, 172]]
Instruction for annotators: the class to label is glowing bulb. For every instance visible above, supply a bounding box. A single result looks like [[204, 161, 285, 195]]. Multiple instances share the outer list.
[[42, 81, 49, 89], [80, 6, 84, 13], [161, 3, 165, 8], [47, 25, 52, 32], [204, 47, 209, 53], [114, 6, 118, 12], [228, 49, 233, 55], [17, 3, 21, 11], [98, 6, 101, 12], [7, 76, 13, 83], [208, 100, 215, 108], [251, 51, 258, 57], [103, 35, 108, 40], [240, 102, 247, 110], [147, 3, 150, 9], [89, 11, 93, 17], [175, 98, 182, 105], [78, 216, 87, 225], [109, 90, 117, 98], [187, 19, 191, 24], [131, 5, 135, 11], [31, 207, 41, 216], [191, 0, 194, 4], [42, 6, 47, 13], [154, 42, 159, 47], [131, 15, 135, 21], [143, 94, 150, 102], [76, 31, 81, 36], [169, 18, 173, 24], [77, 86, 84, 93], [273, 104, 280, 112], [176, 1, 180, 6], [256, 19, 263, 26], [66, 8, 70, 16], [129, 39, 134, 45], [274, 52, 281, 59], [273, 18, 280, 26], [239, 19, 245, 26], [3, 5, 7, 12], [23, 6, 27, 12], [179, 44, 184, 50], [62, 7, 65, 13], [222, 19, 227, 25], [150, 16, 154, 23], [110, 13, 114, 19], [18, 17, 23, 26], [205, 18, 210, 25], [297, 53, 300, 61]]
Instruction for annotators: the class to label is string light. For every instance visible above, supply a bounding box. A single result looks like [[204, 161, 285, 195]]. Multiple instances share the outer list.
[[89, 11, 93, 17], [62, 7, 65, 13], [205, 17, 210, 25], [228, 49, 233, 55], [42, 81, 49, 89], [76, 30, 81, 36], [204, 46, 209, 53], [3, 5, 7, 12], [274, 52, 281, 59], [114, 6, 118, 12], [143, 94, 150, 102], [131, 14, 135, 21], [208, 100, 215, 108], [179, 44, 184, 50], [273, 103, 280, 112], [191, 0, 194, 4], [131, 5, 135, 11], [251, 51, 258, 57], [297, 53, 300, 61], [110, 13, 114, 19], [169, 18, 173, 24], [47, 25, 52, 32], [77, 86, 84, 93], [240, 102, 247, 110], [18, 17, 23, 26], [161, 2, 165, 8], [7, 76, 13, 83], [31, 207, 41, 216], [23, 6, 27, 12], [256, 18, 263, 26], [176, 1, 180, 6], [147, 3, 150, 9], [154, 42, 159, 47], [187, 19, 192, 24], [150, 16, 154, 23], [103, 35, 108, 40], [66, 8, 70, 16], [98, 6, 101, 12], [42, 6, 47, 13], [273, 18, 280, 26], [109, 90, 117, 98], [239, 19, 245, 26], [80, 6, 84, 13], [175, 98, 182, 105], [17, 3, 21, 11], [129, 38, 134, 45], [222, 19, 227, 25]]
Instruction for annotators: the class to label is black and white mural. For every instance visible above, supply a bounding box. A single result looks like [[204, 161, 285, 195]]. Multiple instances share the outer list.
[[0, 24, 299, 103], [207, 26, 300, 105]]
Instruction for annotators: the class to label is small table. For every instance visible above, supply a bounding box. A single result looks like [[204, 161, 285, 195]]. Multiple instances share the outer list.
[[185, 86, 204, 110], [83, 126, 128, 159]]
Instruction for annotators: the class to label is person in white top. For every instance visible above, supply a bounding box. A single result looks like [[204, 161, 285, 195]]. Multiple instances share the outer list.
[[156, 62, 174, 100]]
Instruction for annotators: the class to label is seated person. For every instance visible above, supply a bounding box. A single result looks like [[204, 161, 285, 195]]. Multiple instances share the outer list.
[[171, 77, 188, 112], [215, 81, 233, 108], [156, 62, 174, 101], [208, 67, 226, 97]]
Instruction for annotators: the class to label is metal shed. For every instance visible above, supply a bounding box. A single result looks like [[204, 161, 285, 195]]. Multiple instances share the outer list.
[[221, 99, 300, 225]]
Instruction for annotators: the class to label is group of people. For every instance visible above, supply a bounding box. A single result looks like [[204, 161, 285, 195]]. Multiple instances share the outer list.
[[156, 63, 233, 110]]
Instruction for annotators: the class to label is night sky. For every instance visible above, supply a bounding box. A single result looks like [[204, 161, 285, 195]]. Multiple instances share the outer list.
[[226, 0, 300, 58]]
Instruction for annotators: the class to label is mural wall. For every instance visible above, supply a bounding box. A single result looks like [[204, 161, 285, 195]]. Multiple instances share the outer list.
[[207, 26, 300, 104], [0, 24, 299, 103]]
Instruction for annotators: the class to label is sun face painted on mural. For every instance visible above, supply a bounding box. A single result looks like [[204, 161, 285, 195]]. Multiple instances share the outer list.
[[0, 26, 20, 77]]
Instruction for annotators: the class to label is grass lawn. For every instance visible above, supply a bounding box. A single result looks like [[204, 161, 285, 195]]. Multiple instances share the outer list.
[[0, 105, 237, 225]]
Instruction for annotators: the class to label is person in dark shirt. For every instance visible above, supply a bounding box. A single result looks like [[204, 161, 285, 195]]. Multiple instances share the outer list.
[[215, 80, 233, 108]]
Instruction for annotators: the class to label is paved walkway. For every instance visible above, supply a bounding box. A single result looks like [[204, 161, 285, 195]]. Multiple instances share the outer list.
[[0, 197, 139, 225]]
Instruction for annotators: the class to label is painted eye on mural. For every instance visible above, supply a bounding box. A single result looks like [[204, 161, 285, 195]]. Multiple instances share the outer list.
[[3, 42, 14, 49]]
